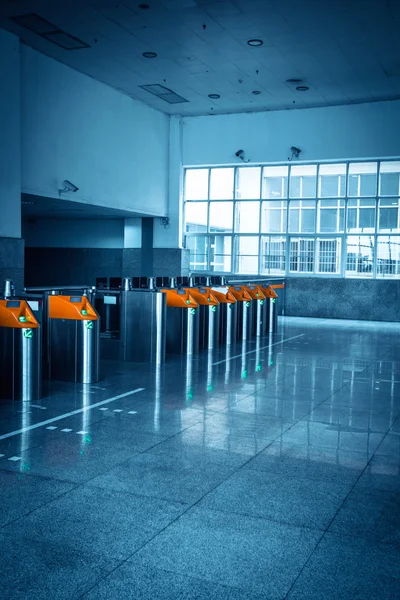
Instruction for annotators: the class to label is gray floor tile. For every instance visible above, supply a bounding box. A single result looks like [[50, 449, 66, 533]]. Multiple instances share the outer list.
[[244, 441, 367, 484], [279, 420, 385, 456], [1, 436, 139, 484], [3, 485, 187, 561], [286, 532, 400, 600], [134, 506, 322, 598], [87, 450, 237, 504], [328, 486, 400, 547], [357, 454, 400, 491], [82, 560, 266, 600], [199, 468, 351, 530], [0, 531, 118, 600], [0, 470, 75, 527]]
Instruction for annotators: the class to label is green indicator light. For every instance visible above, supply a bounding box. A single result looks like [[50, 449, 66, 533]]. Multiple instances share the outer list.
[[186, 299, 191, 304], [207, 385, 213, 392], [269, 360, 274, 366], [256, 364, 262, 372], [84, 435, 92, 444], [245, 301, 250, 307], [19, 316, 27, 323], [207, 297, 211, 302], [211, 306, 216, 312], [260, 300, 264, 306], [190, 308, 196, 315], [85, 320, 93, 330], [187, 390, 193, 401], [241, 370, 248, 380], [24, 329, 33, 339], [81, 309, 88, 315], [272, 298, 276, 304], [256, 293, 259, 297]]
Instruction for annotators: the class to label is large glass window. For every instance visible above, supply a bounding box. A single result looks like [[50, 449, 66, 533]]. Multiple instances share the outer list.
[[183, 161, 400, 279]]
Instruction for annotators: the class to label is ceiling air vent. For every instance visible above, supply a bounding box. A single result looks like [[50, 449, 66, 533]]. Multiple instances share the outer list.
[[140, 84, 189, 104], [11, 13, 90, 49]]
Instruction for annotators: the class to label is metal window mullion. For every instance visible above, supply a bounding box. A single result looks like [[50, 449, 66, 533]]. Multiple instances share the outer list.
[[373, 162, 381, 279], [342, 162, 350, 278], [257, 168, 263, 275]]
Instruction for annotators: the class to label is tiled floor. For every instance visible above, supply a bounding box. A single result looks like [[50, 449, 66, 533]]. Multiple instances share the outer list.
[[0, 316, 399, 599]]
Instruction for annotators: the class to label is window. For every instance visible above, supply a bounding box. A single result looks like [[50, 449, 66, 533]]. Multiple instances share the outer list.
[[261, 236, 286, 275], [183, 161, 400, 279], [376, 236, 400, 278]]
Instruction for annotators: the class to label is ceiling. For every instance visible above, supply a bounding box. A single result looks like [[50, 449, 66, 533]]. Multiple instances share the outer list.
[[22, 194, 145, 219], [1, 0, 400, 116]]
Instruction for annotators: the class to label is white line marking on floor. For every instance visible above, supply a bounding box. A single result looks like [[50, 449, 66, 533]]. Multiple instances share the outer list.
[[76, 431, 88, 435], [113, 409, 123, 413], [128, 411, 137, 415], [8, 456, 22, 462], [46, 426, 57, 430], [212, 334, 305, 366], [61, 428, 73, 433], [99, 408, 108, 411], [0, 388, 145, 442], [0, 454, 5, 458], [30, 404, 47, 410]]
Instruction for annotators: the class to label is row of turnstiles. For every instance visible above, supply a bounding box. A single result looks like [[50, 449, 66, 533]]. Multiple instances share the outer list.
[[0, 276, 284, 403]]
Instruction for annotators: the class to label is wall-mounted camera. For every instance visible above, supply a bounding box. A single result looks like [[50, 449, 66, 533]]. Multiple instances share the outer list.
[[59, 179, 79, 196], [289, 146, 302, 161], [235, 149, 250, 163]]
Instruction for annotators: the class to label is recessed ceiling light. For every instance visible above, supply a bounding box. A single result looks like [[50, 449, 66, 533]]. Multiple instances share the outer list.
[[252, 90, 261, 95], [208, 93, 220, 99], [296, 85, 309, 91], [247, 39, 263, 47], [142, 51, 157, 58], [286, 78, 303, 84]]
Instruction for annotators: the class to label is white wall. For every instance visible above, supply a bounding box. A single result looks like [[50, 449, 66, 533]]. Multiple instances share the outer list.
[[23, 218, 124, 248], [0, 30, 21, 238], [21, 46, 170, 217], [183, 100, 400, 166]]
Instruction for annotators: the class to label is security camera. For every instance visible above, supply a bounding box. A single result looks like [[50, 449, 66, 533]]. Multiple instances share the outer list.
[[235, 149, 250, 163], [289, 146, 302, 161], [63, 180, 79, 192], [59, 180, 79, 196]]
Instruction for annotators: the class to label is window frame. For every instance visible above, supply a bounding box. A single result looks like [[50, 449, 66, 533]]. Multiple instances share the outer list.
[[183, 160, 400, 279]]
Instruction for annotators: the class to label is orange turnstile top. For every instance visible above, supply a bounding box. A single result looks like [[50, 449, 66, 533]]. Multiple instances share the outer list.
[[259, 285, 278, 299], [0, 299, 39, 329], [48, 295, 98, 320], [210, 287, 237, 304], [244, 284, 266, 301], [188, 287, 219, 307], [161, 288, 198, 308], [228, 285, 252, 302]]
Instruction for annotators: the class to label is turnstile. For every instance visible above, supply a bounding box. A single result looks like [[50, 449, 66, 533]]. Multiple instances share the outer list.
[[96, 289, 166, 364], [188, 287, 220, 350], [258, 285, 279, 334], [162, 288, 200, 355], [47, 295, 100, 383], [229, 286, 254, 341], [245, 285, 267, 336], [211, 286, 237, 345], [0, 299, 41, 401]]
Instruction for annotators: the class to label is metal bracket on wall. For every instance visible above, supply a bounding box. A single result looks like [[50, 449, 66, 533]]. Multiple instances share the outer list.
[[160, 217, 170, 229]]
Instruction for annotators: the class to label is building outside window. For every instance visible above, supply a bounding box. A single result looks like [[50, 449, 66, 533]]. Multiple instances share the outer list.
[[183, 160, 400, 279]]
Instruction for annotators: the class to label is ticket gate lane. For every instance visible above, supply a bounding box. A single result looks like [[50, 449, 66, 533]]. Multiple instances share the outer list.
[[211, 287, 237, 346], [0, 299, 41, 401], [162, 289, 200, 355], [186, 288, 220, 351], [228, 286, 254, 342]]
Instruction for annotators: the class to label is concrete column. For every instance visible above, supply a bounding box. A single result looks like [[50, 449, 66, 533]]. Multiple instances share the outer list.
[[0, 29, 23, 290], [153, 115, 189, 275]]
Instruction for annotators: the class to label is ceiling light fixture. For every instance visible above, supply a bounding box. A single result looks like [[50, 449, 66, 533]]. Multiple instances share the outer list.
[[296, 85, 309, 91], [142, 51, 157, 58], [252, 90, 261, 95], [286, 78, 303, 84], [208, 94, 220, 99], [247, 39, 263, 47]]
